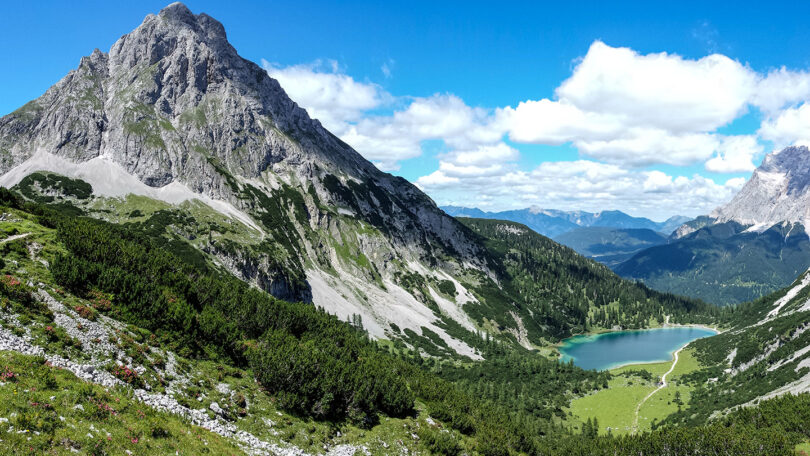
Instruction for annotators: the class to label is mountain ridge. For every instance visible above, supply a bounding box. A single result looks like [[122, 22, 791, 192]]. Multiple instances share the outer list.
[[616, 145, 810, 305], [713, 145, 810, 231]]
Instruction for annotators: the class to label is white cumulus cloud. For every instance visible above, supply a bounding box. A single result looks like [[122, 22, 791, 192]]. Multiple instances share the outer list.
[[705, 136, 763, 173], [262, 59, 391, 134], [417, 160, 743, 219], [556, 41, 756, 133], [759, 103, 810, 147], [342, 94, 504, 171], [752, 68, 810, 114], [263, 42, 810, 217]]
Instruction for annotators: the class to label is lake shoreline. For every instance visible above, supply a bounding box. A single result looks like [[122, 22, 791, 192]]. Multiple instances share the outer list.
[[661, 320, 724, 334], [604, 341, 692, 372], [558, 317, 724, 343]]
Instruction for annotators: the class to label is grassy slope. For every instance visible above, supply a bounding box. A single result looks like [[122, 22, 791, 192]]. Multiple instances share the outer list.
[[0, 351, 245, 455], [0, 203, 468, 455], [569, 377, 655, 434]]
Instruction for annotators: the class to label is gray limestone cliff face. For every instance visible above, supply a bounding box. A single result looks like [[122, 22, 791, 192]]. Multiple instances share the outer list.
[[713, 146, 810, 229], [0, 49, 108, 168], [0, 2, 486, 272]]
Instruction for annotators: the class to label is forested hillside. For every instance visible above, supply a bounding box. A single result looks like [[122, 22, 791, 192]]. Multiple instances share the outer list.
[[657, 269, 810, 428], [3, 186, 810, 454], [616, 220, 810, 306], [459, 218, 725, 342], [10, 171, 727, 353]]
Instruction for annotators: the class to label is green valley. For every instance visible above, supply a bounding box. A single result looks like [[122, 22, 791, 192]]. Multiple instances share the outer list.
[[2, 183, 810, 455]]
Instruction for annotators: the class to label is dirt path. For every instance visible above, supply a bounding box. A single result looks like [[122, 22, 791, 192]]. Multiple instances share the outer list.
[[632, 343, 686, 432], [0, 232, 30, 244]]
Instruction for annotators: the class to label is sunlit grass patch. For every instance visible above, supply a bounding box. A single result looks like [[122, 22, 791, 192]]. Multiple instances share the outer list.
[[0, 350, 245, 455]]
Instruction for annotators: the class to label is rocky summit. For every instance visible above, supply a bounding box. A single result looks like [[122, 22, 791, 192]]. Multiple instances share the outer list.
[[0, 3, 493, 355], [713, 145, 810, 231]]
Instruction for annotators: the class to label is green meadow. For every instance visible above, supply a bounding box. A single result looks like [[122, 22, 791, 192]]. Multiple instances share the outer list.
[[569, 347, 702, 435]]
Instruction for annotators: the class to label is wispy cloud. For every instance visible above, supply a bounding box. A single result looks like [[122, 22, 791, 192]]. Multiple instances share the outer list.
[[381, 59, 394, 78], [691, 20, 721, 53]]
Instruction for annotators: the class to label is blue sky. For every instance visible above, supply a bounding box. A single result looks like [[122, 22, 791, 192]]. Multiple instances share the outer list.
[[4, 1, 810, 219]]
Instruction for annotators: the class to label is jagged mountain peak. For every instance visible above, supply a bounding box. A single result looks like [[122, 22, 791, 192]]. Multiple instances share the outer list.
[[713, 145, 810, 230], [110, 2, 230, 74], [760, 145, 810, 195], [0, 3, 493, 356], [1, 2, 376, 193]]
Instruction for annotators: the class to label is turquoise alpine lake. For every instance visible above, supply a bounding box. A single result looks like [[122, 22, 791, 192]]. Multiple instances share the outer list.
[[558, 327, 718, 371]]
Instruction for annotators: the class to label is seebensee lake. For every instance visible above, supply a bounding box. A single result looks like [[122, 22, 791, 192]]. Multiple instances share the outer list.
[[559, 327, 718, 371]]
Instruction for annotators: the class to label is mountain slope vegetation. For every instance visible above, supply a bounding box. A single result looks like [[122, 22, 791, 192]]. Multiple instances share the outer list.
[[11, 168, 724, 354], [2, 181, 809, 455], [658, 268, 810, 428], [457, 218, 723, 342], [616, 221, 810, 306]]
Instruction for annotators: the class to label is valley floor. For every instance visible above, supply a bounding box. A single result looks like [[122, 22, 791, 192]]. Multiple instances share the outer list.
[[569, 346, 701, 435]]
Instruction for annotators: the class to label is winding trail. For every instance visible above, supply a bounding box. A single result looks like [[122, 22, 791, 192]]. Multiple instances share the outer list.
[[0, 232, 30, 244], [632, 343, 686, 432]]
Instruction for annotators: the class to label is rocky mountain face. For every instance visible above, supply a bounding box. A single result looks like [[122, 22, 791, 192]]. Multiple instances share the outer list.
[[0, 3, 491, 356], [0, 3, 481, 262], [713, 146, 810, 230]]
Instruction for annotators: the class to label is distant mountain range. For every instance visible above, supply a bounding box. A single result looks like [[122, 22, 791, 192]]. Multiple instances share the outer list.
[[554, 227, 669, 267], [442, 206, 690, 238], [617, 146, 810, 306], [441, 206, 689, 266]]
